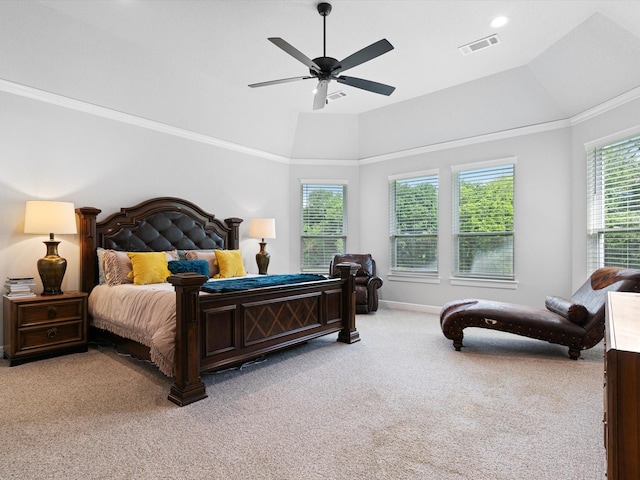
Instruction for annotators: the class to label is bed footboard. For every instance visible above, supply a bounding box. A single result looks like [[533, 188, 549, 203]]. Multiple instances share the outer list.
[[167, 263, 359, 406]]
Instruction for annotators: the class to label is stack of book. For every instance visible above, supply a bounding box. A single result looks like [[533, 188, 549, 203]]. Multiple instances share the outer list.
[[4, 277, 37, 298]]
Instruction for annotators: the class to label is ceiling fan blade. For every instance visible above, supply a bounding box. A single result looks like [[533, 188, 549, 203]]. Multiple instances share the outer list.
[[336, 75, 395, 96], [268, 37, 321, 72], [335, 39, 394, 74], [249, 76, 313, 88], [313, 80, 329, 110]]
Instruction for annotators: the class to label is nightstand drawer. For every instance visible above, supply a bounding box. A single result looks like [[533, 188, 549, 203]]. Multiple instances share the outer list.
[[3, 291, 88, 365], [16, 298, 84, 327], [17, 320, 85, 353]]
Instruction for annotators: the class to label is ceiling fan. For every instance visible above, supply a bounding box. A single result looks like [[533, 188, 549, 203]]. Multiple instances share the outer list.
[[248, 2, 395, 110]]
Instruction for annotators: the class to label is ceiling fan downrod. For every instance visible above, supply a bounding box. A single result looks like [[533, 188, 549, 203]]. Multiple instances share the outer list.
[[317, 2, 332, 57]]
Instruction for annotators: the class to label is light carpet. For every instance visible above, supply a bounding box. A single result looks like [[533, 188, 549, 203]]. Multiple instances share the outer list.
[[0, 308, 606, 480]]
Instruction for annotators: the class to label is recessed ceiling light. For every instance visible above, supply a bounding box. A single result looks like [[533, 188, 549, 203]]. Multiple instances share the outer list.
[[491, 16, 509, 28]]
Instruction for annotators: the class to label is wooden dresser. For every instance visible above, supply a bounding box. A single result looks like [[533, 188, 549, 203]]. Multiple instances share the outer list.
[[604, 291, 640, 479]]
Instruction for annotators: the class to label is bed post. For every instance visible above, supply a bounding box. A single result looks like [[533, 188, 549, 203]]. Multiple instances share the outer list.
[[224, 217, 243, 249], [336, 262, 360, 344], [167, 273, 208, 406], [76, 207, 101, 294]]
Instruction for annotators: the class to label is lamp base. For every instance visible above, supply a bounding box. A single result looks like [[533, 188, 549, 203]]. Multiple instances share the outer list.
[[38, 240, 67, 295], [256, 241, 270, 275]]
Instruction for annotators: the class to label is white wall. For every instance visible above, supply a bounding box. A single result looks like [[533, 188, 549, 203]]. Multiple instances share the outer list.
[[359, 127, 574, 310], [291, 114, 360, 160], [357, 97, 640, 310], [0, 92, 291, 347]]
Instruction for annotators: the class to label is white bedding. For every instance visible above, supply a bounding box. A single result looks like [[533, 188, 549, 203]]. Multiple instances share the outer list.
[[89, 283, 178, 376], [89, 275, 260, 377]]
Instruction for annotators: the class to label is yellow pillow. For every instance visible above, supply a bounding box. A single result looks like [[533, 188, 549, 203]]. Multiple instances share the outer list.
[[214, 250, 246, 279], [126, 252, 172, 285]]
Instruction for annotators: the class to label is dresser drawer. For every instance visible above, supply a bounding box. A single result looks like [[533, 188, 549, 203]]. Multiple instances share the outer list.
[[16, 320, 85, 353], [16, 298, 84, 327]]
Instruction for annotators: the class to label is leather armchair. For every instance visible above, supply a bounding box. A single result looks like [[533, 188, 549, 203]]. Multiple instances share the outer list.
[[330, 253, 383, 313], [440, 267, 640, 359]]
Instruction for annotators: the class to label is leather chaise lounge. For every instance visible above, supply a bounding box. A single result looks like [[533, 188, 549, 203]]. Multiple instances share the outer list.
[[440, 267, 640, 359]]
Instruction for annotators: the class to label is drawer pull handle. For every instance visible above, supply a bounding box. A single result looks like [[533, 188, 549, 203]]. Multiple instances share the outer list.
[[47, 306, 58, 319], [47, 328, 57, 339]]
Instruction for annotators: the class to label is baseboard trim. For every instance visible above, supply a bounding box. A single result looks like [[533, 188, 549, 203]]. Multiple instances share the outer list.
[[379, 300, 441, 315]]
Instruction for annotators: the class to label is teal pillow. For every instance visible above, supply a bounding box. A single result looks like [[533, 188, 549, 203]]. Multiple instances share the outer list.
[[167, 260, 210, 277]]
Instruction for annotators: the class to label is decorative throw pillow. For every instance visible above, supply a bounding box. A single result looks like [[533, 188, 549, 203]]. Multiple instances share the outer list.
[[165, 250, 179, 261], [103, 250, 134, 286], [185, 250, 219, 277], [97, 247, 107, 285], [545, 296, 589, 325], [214, 249, 246, 279], [127, 252, 172, 285], [102, 250, 178, 286], [167, 260, 210, 277]]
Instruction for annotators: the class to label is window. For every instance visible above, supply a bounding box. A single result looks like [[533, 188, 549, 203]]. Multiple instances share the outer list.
[[453, 162, 515, 280], [301, 183, 346, 272], [389, 172, 438, 273], [587, 133, 640, 270]]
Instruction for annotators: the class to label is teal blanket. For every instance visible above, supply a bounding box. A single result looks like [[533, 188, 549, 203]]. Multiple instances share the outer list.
[[201, 274, 328, 293]]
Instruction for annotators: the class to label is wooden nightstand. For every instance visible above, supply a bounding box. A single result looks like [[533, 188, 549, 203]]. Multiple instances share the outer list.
[[3, 291, 88, 366]]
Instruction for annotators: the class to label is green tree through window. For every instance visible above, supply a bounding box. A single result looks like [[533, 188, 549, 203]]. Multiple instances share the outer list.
[[588, 133, 640, 270], [389, 174, 439, 272], [301, 183, 346, 271], [454, 163, 514, 279]]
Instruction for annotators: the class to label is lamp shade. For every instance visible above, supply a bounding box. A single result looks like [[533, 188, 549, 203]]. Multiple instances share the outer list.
[[249, 218, 276, 239], [24, 201, 77, 236]]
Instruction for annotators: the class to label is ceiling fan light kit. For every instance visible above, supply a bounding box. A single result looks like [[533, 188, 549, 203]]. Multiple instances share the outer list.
[[248, 2, 395, 110]]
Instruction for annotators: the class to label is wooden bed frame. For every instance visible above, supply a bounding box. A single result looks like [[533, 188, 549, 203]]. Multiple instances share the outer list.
[[76, 197, 359, 406]]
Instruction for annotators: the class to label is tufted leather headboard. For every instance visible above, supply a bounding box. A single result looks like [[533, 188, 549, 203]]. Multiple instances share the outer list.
[[76, 197, 242, 293]]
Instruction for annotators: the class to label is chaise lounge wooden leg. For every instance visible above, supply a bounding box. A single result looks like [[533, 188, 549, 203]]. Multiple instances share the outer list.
[[568, 348, 581, 360], [452, 339, 463, 351]]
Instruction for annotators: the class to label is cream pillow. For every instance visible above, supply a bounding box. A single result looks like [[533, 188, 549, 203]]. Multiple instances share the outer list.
[[214, 249, 246, 279], [185, 250, 219, 277]]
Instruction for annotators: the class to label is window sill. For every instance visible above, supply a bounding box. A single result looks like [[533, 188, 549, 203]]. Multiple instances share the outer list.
[[450, 277, 518, 290], [388, 273, 441, 284]]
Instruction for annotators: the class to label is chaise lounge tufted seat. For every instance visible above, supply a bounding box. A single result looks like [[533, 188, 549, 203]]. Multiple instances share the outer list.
[[440, 267, 640, 359]]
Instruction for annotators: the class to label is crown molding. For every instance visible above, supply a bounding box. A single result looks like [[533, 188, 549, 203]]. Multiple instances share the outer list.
[[358, 119, 571, 165], [570, 85, 640, 125], [290, 158, 360, 166], [0, 78, 290, 164], [3, 77, 639, 167]]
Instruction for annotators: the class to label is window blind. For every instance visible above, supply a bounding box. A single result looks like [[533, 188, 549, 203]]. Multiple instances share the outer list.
[[587, 134, 640, 270], [453, 163, 514, 279], [301, 183, 346, 271], [389, 174, 438, 273]]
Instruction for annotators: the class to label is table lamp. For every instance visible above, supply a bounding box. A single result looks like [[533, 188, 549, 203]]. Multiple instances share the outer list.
[[249, 218, 276, 275], [24, 200, 77, 295]]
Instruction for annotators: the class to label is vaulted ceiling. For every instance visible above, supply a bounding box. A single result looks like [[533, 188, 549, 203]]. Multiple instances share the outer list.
[[2, 1, 640, 158]]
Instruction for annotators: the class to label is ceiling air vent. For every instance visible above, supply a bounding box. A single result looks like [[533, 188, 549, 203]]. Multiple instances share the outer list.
[[458, 34, 500, 55], [327, 91, 347, 101]]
